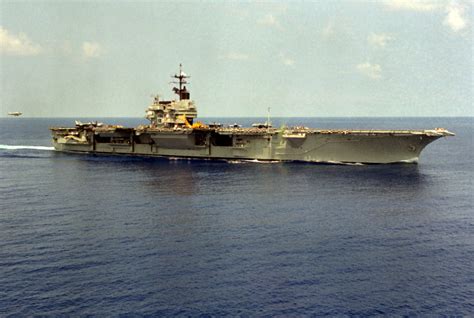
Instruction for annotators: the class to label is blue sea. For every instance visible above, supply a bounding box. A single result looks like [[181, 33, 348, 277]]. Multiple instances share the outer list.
[[1, 117, 473, 316]]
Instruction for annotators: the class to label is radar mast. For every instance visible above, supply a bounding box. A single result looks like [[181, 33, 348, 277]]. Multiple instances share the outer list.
[[172, 63, 190, 100]]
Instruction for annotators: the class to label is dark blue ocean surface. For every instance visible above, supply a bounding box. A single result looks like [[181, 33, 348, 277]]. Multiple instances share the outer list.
[[0, 117, 473, 316]]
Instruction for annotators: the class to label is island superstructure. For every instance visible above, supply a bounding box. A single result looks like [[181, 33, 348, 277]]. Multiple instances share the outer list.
[[50, 65, 454, 164]]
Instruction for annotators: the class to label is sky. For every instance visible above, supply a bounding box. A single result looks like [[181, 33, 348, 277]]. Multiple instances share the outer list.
[[0, 0, 472, 118]]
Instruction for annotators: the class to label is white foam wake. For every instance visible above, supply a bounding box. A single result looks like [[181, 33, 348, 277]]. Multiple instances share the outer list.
[[0, 144, 55, 151]]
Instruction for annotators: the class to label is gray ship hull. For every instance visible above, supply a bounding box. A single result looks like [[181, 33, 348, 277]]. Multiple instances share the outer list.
[[50, 127, 453, 164]]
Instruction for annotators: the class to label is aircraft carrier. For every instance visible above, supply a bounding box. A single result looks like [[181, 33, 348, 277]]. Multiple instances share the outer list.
[[50, 65, 454, 164]]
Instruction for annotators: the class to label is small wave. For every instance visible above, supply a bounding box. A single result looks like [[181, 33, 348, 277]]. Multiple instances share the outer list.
[[226, 159, 281, 164], [324, 160, 365, 166], [0, 144, 54, 151], [397, 157, 419, 164], [242, 159, 281, 164]]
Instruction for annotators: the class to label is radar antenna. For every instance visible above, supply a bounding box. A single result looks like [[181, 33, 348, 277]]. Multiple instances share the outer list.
[[172, 63, 191, 100]]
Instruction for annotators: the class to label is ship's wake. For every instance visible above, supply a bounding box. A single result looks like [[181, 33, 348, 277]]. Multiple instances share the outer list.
[[0, 144, 55, 151]]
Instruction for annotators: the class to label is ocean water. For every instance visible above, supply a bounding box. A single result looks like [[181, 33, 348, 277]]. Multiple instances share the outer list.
[[0, 117, 473, 316]]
